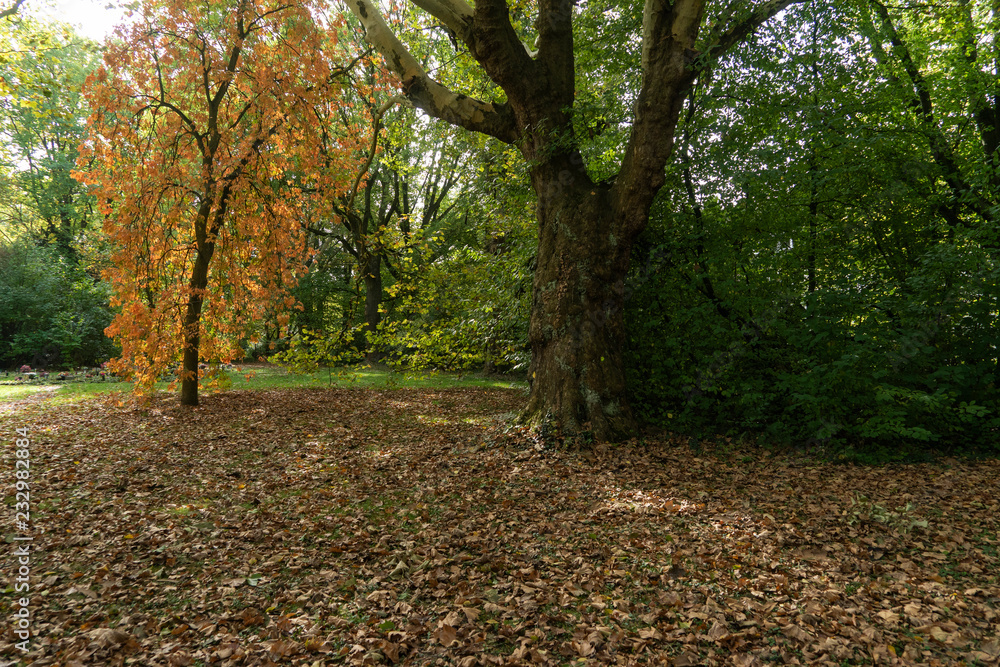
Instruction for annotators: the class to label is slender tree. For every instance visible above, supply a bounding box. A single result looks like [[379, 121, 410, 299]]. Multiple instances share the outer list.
[[305, 47, 401, 362], [0, 20, 98, 253], [78, 0, 365, 404], [860, 0, 999, 240]]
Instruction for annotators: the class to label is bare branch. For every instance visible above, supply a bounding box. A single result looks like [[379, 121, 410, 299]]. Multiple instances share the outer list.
[[347, 94, 407, 211]]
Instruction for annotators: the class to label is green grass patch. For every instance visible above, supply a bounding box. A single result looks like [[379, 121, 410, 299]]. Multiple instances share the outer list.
[[0, 363, 526, 407], [245, 364, 526, 391], [0, 384, 63, 401]]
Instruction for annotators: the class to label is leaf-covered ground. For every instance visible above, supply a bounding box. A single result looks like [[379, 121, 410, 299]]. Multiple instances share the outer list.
[[2, 388, 998, 666]]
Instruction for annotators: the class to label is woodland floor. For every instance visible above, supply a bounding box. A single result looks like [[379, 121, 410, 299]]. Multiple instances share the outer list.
[[1, 388, 998, 666]]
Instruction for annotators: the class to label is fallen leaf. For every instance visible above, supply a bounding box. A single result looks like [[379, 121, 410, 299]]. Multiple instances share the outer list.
[[435, 624, 458, 647], [708, 621, 729, 641], [88, 628, 133, 649]]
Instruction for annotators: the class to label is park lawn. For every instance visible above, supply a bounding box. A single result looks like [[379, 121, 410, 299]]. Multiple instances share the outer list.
[[0, 385, 62, 402], [0, 364, 526, 406], [1, 387, 998, 666]]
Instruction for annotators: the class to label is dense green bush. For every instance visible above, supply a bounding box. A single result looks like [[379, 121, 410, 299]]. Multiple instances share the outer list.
[[625, 234, 1000, 458], [0, 241, 116, 369]]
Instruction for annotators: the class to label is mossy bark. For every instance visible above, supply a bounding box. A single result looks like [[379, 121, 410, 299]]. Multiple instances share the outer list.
[[520, 171, 636, 441]]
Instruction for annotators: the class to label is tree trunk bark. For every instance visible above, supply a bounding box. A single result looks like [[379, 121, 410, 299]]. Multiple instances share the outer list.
[[363, 253, 383, 364], [521, 169, 636, 441], [180, 210, 216, 406]]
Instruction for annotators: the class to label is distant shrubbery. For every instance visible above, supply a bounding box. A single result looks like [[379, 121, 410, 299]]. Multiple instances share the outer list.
[[0, 241, 116, 369]]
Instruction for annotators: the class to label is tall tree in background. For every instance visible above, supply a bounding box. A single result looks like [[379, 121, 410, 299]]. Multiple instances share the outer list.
[[345, 0, 804, 440], [860, 0, 999, 245], [298, 113, 474, 365], [621, 0, 999, 449], [0, 18, 98, 252], [78, 0, 364, 405], [304, 42, 402, 363]]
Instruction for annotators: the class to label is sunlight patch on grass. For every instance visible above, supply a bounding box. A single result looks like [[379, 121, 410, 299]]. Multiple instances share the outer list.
[[417, 414, 454, 425], [0, 384, 62, 401], [163, 502, 209, 517], [221, 364, 526, 391], [1, 364, 525, 415], [364, 448, 395, 461]]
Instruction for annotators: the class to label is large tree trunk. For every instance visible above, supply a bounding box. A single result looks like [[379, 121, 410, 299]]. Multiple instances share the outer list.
[[362, 253, 383, 363], [522, 174, 636, 441]]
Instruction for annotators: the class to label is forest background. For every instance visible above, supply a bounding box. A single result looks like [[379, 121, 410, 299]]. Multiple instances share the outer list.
[[1, 0, 998, 460]]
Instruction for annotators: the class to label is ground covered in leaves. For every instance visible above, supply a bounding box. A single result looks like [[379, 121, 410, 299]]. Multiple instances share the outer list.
[[2, 388, 999, 666]]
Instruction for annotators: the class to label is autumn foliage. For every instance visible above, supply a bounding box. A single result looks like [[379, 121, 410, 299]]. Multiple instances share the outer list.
[[76, 0, 369, 404]]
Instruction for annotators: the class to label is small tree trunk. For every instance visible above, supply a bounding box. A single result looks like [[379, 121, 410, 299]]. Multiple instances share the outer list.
[[179, 295, 202, 406], [520, 173, 636, 442], [180, 233, 215, 406], [362, 253, 383, 364]]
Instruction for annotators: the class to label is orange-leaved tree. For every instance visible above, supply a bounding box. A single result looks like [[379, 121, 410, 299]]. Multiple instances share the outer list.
[[77, 0, 367, 405]]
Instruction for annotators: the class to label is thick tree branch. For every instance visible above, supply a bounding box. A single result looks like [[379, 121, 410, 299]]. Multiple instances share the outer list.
[[613, 0, 706, 232], [469, 0, 537, 94], [411, 0, 473, 44], [611, 0, 804, 235], [699, 0, 806, 68], [534, 0, 574, 104], [345, 0, 517, 143], [617, 0, 801, 236], [0, 0, 26, 20], [639, 0, 702, 75]]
